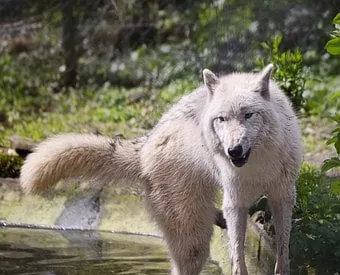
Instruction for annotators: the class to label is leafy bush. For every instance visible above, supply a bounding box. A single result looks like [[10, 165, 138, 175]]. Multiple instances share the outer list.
[[291, 164, 340, 274], [322, 13, 340, 173], [256, 35, 306, 112], [322, 114, 340, 173], [325, 13, 340, 56], [0, 78, 197, 146], [303, 75, 340, 116], [0, 47, 61, 123], [107, 44, 201, 89], [0, 153, 23, 178]]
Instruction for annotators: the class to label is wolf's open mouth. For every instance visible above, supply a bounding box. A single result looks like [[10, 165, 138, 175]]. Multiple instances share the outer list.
[[230, 149, 251, 167]]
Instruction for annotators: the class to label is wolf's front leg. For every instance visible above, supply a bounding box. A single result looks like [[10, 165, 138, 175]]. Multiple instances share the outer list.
[[269, 197, 294, 275], [223, 205, 248, 275]]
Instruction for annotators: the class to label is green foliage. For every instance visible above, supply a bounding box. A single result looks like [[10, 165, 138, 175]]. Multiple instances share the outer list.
[[322, 157, 340, 172], [0, 55, 26, 95], [0, 54, 39, 119], [322, 14, 340, 173], [295, 164, 339, 220], [303, 75, 340, 116], [322, 114, 340, 173], [326, 13, 340, 56], [257, 35, 306, 112], [291, 164, 340, 274], [108, 45, 201, 89], [0, 79, 197, 145], [326, 38, 340, 56], [0, 153, 23, 178], [0, 46, 62, 123]]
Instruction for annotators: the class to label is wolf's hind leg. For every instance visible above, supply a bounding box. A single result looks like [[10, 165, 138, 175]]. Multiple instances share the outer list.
[[147, 198, 215, 275], [168, 231, 212, 275]]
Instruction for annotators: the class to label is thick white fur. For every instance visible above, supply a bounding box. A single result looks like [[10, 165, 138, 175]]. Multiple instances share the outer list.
[[21, 134, 143, 193], [20, 65, 302, 275]]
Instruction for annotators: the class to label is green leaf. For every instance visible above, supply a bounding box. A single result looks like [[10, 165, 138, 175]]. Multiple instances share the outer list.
[[322, 157, 340, 172], [329, 91, 340, 101], [326, 136, 337, 145], [335, 139, 340, 154], [331, 115, 340, 124], [333, 13, 340, 25], [326, 38, 340, 55], [260, 42, 270, 50], [331, 180, 340, 196], [330, 127, 340, 135]]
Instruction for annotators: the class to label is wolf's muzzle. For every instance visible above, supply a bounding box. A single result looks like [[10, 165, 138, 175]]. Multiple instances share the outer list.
[[230, 148, 251, 167]]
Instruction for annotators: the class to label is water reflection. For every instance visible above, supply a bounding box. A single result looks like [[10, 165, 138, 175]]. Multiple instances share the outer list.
[[0, 227, 222, 275]]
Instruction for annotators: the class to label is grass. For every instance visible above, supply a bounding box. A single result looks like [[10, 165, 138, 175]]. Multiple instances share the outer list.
[[303, 72, 340, 117], [0, 79, 198, 147]]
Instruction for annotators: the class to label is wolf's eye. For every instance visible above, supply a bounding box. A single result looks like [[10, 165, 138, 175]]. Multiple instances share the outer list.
[[245, 112, 253, 120], [216, 116, 225, 122]]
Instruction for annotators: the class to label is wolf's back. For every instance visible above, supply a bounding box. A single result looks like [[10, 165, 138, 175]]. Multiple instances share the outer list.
[[20, 133, 144, 194]]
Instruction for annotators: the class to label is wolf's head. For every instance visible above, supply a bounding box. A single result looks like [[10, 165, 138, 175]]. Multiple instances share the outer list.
[[201, 64, 277, 168]]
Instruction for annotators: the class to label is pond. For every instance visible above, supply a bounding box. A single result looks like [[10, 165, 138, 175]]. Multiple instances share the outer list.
[[0, 226, 223, 275]]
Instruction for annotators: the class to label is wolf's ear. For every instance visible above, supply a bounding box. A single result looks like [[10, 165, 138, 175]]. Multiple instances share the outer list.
[[203, 69, 219, 95], [256, 64, 273, 98]]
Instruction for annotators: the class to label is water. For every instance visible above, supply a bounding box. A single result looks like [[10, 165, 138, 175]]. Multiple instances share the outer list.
[[0, 227, 222, 275]]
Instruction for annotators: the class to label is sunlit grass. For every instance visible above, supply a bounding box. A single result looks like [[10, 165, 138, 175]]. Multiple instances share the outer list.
[[0, 79, 198, 146]]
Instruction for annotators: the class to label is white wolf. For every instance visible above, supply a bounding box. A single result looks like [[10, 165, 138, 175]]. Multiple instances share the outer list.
[[21, 64, 302, 275]]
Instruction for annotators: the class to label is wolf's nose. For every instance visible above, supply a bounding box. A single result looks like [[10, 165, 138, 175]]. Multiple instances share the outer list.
[[228, 145, 243, 158]]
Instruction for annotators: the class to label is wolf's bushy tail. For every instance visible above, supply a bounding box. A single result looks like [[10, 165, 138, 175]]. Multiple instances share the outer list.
[[20, 133, 144, 194]]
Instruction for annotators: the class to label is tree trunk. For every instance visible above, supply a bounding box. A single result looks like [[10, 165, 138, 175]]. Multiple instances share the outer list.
[[60, 0, 77, 89]]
